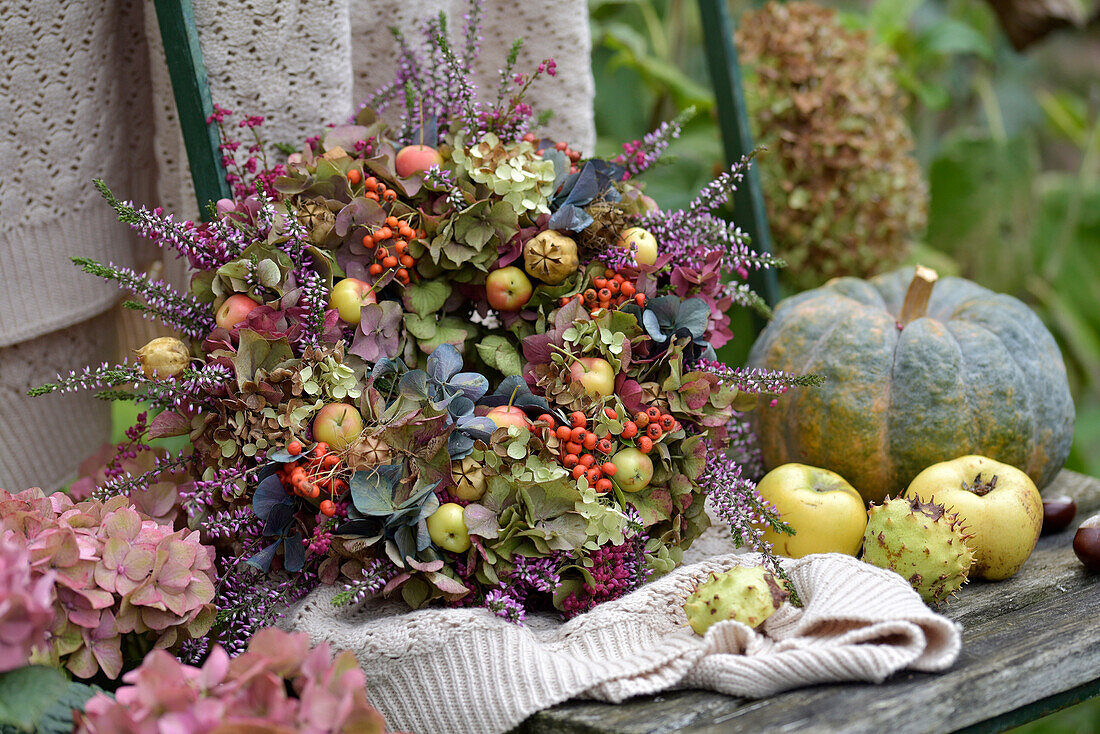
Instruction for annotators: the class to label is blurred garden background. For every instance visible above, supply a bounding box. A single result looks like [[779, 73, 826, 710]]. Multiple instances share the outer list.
[[584, 0, 1100, 727], [587, 0, 1100, 480]]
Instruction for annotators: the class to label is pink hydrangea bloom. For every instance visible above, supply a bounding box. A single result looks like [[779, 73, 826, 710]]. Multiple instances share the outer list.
[[0, 530, 56, 672], [0, 488, 216, 680], [78, 628, 386, 734]]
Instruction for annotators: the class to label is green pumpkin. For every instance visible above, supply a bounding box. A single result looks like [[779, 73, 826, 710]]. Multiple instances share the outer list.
[[747, 267, 1075, 503]]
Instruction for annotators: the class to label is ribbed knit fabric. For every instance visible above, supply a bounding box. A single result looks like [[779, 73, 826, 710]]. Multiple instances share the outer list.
[[285, 552, 961, 734]]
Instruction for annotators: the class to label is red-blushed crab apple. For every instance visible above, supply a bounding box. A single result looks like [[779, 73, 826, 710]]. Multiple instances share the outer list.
[[395, 145, 444, 178], [486, 406, 532, 430], [311, 403, 364, 451], [568, 357, 616, 399], [485, 267, 533, 311], [216, 294, 261, 329]]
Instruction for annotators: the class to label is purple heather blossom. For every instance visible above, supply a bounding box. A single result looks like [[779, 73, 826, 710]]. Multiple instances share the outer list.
[[484, 587, 525, 624], [333, 559, 401, 607], [614, 112, 685, 179], [210, 555, 320, 656], [700, 443, 782, 553]]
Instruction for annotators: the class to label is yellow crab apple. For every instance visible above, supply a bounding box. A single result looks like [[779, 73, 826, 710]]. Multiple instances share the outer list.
[[754, 464, 867, 558], [327, 278, 377, 326], [612, 448, 653, 493], [615, 226, 658, 266], [904, 455, 1043, 580], [427, 503, 471, 553]]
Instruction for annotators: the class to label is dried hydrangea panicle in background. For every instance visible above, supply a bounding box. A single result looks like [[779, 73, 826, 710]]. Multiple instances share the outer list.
[[737, 1, 928, 291]]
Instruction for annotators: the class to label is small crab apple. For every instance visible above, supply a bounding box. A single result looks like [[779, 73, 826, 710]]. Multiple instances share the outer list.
[[427, 503, 471, 553], [215, 294, 261, 329], [311, 403, 363, 451], [395, 144, 444, 178], [568, 357, 616, 399], [486, 406, 532, 430], [485, 267, 533, 311], [615, 226, 658, 266], [327, 277, 377, 326], [612, 447, 653, 492]]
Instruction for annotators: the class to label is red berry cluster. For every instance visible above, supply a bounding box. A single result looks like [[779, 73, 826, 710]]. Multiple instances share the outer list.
[[276, 440, 348, 517], [541, 410, 618, 493], [620, 406, 679, 455], [364, 215, 425, 286], [559, 269, 646, 318]]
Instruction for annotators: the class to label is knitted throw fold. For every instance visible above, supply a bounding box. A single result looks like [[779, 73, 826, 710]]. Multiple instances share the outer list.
[[285, 552, 962, 734]]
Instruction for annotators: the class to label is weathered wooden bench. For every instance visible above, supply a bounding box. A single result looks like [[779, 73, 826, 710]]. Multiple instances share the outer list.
[[518, 470, 1100, 733]]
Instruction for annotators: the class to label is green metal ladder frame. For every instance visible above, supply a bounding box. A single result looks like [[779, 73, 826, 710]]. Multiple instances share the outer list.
[[154, 0, 778, 307]]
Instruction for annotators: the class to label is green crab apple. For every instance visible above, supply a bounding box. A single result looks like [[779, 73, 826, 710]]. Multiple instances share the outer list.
[[904, 455, 1043, 580], [754, 463, 867, 558], [427, 502, 471, 553], [568, 357, 616, 398], [215, 294, 261, 329], [327, 278, 377, 326], [615, 226, 658, 266], [485, 266, 533, 311], [311, 403, 363, 451], [612, 447, 653, 492], [486, 406, 531, 430], [395, 144, 444, 178]]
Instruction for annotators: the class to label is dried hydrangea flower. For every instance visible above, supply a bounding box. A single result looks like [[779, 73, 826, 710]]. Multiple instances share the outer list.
[[0, 530, 55, 672]]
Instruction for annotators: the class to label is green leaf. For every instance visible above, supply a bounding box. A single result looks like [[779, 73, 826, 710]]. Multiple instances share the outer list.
[[0, 666, 71, 731], [402, 280, 452, 317], [476, 335, 524, 376]]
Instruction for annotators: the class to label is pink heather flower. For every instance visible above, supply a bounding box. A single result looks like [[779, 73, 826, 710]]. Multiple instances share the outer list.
[[0, 530, 55, 672]]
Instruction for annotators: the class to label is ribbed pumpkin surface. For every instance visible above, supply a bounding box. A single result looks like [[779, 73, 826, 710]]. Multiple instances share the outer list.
[[747, 268, 1075, 503]]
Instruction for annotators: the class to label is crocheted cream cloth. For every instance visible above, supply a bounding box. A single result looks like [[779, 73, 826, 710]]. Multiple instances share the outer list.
[[285, 545, 962, 734], [0, 0, 593, 489]]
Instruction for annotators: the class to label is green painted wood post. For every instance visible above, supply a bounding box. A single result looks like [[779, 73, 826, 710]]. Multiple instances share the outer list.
[[153, 0, 231, 220], [697, 0, 780, 310]]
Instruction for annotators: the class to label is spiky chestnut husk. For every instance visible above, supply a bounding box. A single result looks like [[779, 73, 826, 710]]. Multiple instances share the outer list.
[[683, 565, 789, 636], [861, 496, 975, 604]]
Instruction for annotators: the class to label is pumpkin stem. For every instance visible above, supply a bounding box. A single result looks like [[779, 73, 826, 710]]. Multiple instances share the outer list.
[[898, 265, 939, 327]]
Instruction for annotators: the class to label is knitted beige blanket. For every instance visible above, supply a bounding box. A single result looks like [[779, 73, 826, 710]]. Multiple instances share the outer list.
[[285, 551, 961, 734]]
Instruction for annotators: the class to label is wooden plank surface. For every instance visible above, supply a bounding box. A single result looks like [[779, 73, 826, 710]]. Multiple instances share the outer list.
[[520, 470, 1100, 734]]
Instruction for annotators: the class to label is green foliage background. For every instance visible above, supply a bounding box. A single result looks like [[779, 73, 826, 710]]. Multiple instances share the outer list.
[[589, 0, 1100, 481]]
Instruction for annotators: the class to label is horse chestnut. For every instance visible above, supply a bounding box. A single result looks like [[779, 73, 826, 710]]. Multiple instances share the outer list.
[[1073, 513, 1100, 573], [1041, 495, 1077, 535]]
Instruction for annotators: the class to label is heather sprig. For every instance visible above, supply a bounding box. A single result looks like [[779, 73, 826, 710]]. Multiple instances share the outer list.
[[689, 152, 757, 215], [72, 257, 215, 340], [331, 558, 401, 607], [90, 451, 192, 502], [614, 106, 694, 179], [28, 362, 144, 398], [423, 164, 466, 209], [211, 556, 320, 656], [94, 180, 237, 270], [693, 361, 824, 403]]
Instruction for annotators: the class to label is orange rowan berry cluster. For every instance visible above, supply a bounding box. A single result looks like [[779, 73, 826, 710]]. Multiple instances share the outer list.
[[544, 410, 618, 493], [363, 215, 425, 285], [524, 134, 582, 174], [559, 269, 646, 317], [619, 405, 679, 455], [276, 440, 348, 517]]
